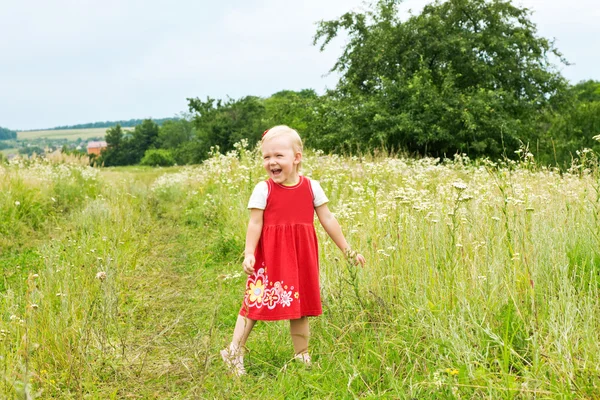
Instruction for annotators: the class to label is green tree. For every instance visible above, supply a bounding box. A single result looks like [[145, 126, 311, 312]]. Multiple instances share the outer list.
[[105, 124, 124, 148], [131, 119, 160, 161], [313, 0, 568, 157], [0, 126, 17, 140], [19, 146, 45, 157], [263, 90, 319, 134], [538, 80, 600, 166], [158, 118, 195, 149], [158, 118, 204, 165], [572, 80, 600, 103], [140, 149, 176, 167], [100, 124, 127, 166], [187, 96, 266, 159]]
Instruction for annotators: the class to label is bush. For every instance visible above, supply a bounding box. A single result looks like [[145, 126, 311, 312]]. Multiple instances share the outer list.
[[140, 149, 176, 167]]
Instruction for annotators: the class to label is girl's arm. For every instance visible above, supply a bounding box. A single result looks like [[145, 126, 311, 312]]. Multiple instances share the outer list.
[[315, 204, 365, 266], [243, 208, 264, 275]]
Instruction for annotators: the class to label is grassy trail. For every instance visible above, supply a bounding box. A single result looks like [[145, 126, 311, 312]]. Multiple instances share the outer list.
[[95, 224, 208, 398], [0, 167, 225, 398]]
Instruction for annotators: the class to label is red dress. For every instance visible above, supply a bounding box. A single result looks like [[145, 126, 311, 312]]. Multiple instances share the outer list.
[[240, 176, 322, 320]]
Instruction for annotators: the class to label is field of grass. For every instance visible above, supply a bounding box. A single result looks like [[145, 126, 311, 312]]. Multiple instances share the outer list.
[[1, 144, 599, 398], [17, 127, 131, 141], [1, 148, 18, 155]]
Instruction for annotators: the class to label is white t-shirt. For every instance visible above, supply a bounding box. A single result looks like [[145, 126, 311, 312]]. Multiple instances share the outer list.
[[247, 177, 329, 210]]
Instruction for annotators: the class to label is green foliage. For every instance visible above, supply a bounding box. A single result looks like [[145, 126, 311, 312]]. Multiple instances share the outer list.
[[158, 118, 195, 149], [140, 149, 175, 167], [566, 237, 600, 292], [263, 89, 319, 133], [0, 126, 17, 140], [105, 124, 124, 148], [545, 102, 600, 165], [0, 140, 15, 150], [99, 120, 161, 166], [18, 146, 45, 157], [573, 80, 600, 102], [492, 302, 531, 374], [0, 248, 41, 292], [60, 144, 86, 157], [537, 80, 600, 166], [169, 140, 206, 165], [187, 95, 267, 159], [313, 0, 568, 157], [0, 160, 100, 251], [0, 182, 49, 235], [131, 119, 160, 160], [99, 124, 128, 166], [186, 91, 324, 163], [157, 118, 204, 164]]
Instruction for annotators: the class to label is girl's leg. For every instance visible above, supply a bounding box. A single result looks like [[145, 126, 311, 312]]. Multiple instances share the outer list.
[[231, 315, 256, 349], [222, 315, 256, 376], [289, 317, 310, 363]]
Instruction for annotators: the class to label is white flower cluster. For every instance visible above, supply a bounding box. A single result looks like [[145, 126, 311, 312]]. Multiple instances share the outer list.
[[3, 156, 98, 184], [151, 141, 259, 193], [146, 140, 599, 234]]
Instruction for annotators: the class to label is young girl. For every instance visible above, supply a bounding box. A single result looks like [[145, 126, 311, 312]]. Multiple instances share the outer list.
[[221, 125, 366, 376]]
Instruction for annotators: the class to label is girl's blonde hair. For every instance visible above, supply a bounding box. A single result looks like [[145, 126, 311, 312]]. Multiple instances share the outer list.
[[262, 125, 303, 171]]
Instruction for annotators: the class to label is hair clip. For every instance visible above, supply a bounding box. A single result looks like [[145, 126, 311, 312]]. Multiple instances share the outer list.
[[262, 129, 269, 138]]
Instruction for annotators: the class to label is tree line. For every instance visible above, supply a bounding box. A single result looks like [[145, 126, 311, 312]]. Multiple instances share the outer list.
[[0, 127, 16, 140], [45, 118, 177, 131], [99, 0, 600, 168]]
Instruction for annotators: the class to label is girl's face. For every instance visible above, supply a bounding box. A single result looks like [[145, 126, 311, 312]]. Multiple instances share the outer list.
[[261, 135, 302, 185]]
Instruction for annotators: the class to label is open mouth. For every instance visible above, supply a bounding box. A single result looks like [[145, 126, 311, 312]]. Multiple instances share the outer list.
[[271, 168, 282, 176]]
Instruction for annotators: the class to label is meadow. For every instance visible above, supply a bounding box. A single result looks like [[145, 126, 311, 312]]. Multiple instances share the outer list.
[[0, 143, 599, 398], [0, 148, 19, 156], [16, 128, 110, 141]]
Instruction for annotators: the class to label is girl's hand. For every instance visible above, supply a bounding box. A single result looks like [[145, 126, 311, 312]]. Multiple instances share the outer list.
[[355, 253, 366, 267], [346, 249, 366, 267], [243, 254, 256, 275]]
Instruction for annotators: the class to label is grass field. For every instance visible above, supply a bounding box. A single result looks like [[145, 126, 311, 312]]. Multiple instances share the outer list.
[[17, 127, 132, 141], [0, 148, 18, 155], [0, 144, 599, 398]]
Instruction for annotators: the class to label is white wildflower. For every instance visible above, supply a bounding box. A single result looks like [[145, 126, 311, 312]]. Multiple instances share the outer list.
[[452, 181, 467, 190]]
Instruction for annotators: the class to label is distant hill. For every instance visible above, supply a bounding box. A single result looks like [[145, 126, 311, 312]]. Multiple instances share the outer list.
[[17, 128, 121, 141], [25, 117, 179, 131]]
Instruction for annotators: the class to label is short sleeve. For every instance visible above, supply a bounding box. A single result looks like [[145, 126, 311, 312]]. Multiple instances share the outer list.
[[247, 181, 268, 209], [310, 179, 329, 207]]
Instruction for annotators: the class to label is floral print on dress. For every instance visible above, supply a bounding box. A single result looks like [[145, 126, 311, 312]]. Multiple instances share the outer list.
[[244, 265, 299, 310]]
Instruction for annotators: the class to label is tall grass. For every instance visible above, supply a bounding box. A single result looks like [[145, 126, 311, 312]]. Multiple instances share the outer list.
[[0, 143, 599, 398]]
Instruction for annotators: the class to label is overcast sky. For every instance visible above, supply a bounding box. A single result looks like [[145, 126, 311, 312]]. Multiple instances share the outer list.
[[1, 0, 598, 131]]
